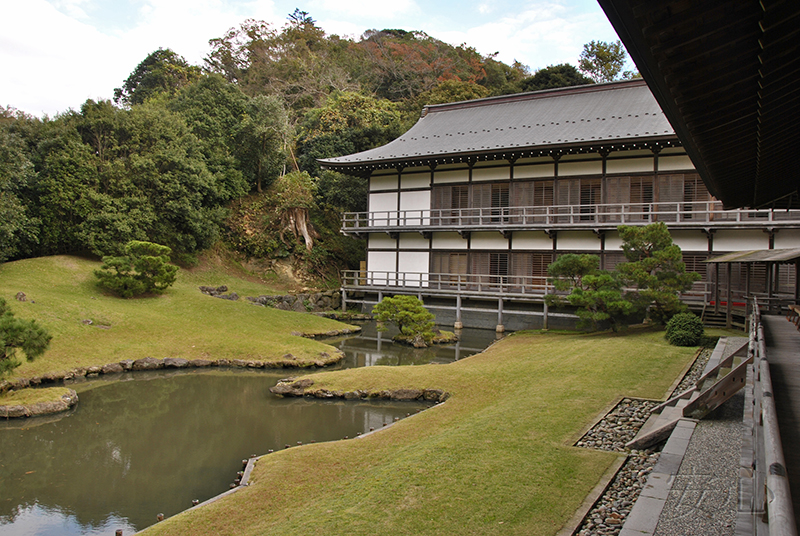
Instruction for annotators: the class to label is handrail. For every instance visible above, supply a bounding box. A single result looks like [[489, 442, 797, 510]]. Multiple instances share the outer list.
[[751, 297, 797, 536], [342, 201, 800, 230], [340, 269, 713, 301]]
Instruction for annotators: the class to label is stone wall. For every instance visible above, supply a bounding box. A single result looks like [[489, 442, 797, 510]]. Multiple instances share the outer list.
[[246, 290, 341, 312]]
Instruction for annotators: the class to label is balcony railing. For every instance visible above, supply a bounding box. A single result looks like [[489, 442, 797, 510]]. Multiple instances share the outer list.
[[341, 269, 712, 302], [342, 202, 800, 232]]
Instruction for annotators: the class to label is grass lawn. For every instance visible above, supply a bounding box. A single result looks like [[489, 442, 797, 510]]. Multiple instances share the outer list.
[[143, 327, 700, 536], [0, 255, 353, 380]]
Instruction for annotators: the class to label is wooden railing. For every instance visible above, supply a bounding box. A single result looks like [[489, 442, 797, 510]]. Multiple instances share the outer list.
[[341, 270, 550, 296], [341, 269, 712, 302], [342, 201, 800, 232], [750, 298, 797, 535]]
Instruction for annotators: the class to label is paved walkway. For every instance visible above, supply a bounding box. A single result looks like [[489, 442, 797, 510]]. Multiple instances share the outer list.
[[621, 337, 746, 536], [761, 315, 800, 529], [621, 318, 800, 535]]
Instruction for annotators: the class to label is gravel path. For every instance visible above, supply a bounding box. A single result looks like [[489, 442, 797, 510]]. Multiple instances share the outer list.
[[573, 347, 713, 536]]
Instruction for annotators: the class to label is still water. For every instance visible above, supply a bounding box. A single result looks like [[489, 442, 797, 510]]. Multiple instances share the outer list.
[[0, 324, 497, 535], [330, 322, 501, 367]]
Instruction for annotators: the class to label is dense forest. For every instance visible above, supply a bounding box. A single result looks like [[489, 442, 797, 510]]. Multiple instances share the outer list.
[[0, 11, 630, 284]]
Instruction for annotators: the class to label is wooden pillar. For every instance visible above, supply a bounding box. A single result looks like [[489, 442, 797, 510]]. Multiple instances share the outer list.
[[726, 262, 733, 329], [714, 263, 720, 315], [454, 295, 463, 330], [745, 263, 751, 299], [543, 300, 549, 330], [496, 297, 505, 333], [767, 262, 774, 311], [795, 261, 799, 302]]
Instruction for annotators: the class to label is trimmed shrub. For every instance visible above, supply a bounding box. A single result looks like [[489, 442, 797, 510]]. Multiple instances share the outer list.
[[665, 312, 704, 346], [94, 241, 178, 298], [373, 295, 435, 346]]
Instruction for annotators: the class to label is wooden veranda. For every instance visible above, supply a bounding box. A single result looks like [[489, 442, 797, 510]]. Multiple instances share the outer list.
[[706, 248, 800, 328]]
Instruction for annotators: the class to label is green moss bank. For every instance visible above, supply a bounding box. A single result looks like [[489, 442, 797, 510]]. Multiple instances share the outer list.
[[143, 328, 698, 536], [0, 256, 356, 383]]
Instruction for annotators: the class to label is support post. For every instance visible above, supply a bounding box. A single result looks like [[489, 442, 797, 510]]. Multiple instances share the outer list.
[[543, 300, 549, 330], [341, 288, 347, 312], [767, 262, 774, 313], [496, 297, 505, 333], [454, 295, 463, 330], [714, 263, 720, 315], [795, 261, 799, 302], [543, 282, 549, 330], [726, 262, 733, 329]]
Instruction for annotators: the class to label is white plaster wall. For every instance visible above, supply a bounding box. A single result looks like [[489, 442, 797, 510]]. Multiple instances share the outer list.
[[370, 174, 398, 191], [670, 230, 709, 252], [401, 173, 430, 189], [713, 230, 768, 252], [369, 192, 398, 226], [367, 251, 397, 284], [433, 169, 469, 184], [368, 233, 397, 249], [658, 155, 695, 172], [604, 231, 623, 252], [397, 251, 430, 287], [399, 232, 430, 249], [472, 165, 510, 182], [515, 163, 555, 179], [432, 232, 468, 250], [512, 231, 553, 250], [606, 157, 655, 174], [558, 160, 603, 177], [775, 229, 800, 249], [557, 231, 601, 251], [470, 231, 508, 250], [399, 190, 431, 225]]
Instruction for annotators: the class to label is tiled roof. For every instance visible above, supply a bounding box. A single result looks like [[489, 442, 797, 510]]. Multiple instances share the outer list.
[[319, 79, 676, 174]]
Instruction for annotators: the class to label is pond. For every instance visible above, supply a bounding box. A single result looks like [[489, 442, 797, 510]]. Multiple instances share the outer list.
[[0, 325, 498, 536], [328, 321, 502, 367]]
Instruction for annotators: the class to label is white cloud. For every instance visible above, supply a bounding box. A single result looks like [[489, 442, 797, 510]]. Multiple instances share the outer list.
[[0, 0, 625, 116], [0, 0, 282, 116], [308, 0, 419, 21], [433, 1, 618, 70], [1, 0, 120, 116]]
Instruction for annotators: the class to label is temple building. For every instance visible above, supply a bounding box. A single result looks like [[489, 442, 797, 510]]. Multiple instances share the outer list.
[[319, 79, 800, 330]]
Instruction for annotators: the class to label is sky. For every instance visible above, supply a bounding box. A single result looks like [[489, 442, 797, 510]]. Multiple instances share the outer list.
[[0, 0, 627, 117]]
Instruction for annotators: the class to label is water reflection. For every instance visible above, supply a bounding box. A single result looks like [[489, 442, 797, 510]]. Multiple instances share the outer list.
[[0, 370, 425, 535], [0, 325, 498, 536], [331, 322, 500, 367]]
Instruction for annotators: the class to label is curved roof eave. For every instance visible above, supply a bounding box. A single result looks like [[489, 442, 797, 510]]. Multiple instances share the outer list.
[[319, 134, 679, 176], [318, 79, 678, 177]]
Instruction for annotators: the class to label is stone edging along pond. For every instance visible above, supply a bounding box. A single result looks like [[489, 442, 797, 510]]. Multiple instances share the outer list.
[[0, 388, 79, 418], [0, 327, 360, 419], [269, 377, 450, 403]]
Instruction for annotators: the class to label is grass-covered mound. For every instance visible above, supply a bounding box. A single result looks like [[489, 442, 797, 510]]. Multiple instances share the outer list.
[[144, 327, 698, 536], [0, 255, 355, 380]]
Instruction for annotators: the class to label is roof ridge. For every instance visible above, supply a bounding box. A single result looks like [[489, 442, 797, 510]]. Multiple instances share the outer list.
[[421, 78, 648, 116]]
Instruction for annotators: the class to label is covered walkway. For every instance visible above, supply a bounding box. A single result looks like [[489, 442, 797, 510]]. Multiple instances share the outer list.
[[762, 315, 800, 527]]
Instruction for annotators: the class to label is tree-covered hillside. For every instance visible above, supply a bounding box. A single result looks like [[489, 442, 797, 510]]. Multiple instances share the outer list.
[[0, 11, 632, 284]]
